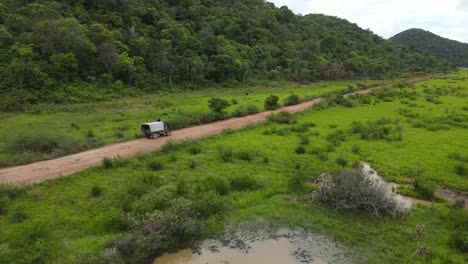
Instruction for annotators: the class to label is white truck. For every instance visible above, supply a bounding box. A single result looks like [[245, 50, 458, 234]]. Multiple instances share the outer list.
[[141, 121, 171, 138]]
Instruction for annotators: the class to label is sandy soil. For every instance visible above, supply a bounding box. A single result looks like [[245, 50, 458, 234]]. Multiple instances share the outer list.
[[0, 76, 432, 184]]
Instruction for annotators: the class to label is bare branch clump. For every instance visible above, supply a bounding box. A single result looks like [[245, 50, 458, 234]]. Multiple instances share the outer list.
[[314, 169, 408, 217]]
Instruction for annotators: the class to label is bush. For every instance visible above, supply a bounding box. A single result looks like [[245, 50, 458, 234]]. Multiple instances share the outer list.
[[414, 178, 436, 200], [284, 94, 300, 106], [188, 145, 202, 155], [194, 191, 224, 218], [295, 146, 306, 154], [217, 145, 233, 162], [246, 104, 260, 115], [91, 186, 103, 197], [198, 175, 230, 196], [264, 95, 280, 110], [229, 175, 261, 191], [288, 174, 306, 193], [102, 157, 115, 169], [147, 159, 163, 171], [336, 157, 348, 168], [208, 98, 230, 113], [267, 111, 296, 124], [236, 150, 254, 161], [133, 187, 175, 213], [299, 134, 310, 145], [455, 164, 466, 176], [326, 130, 346, 146], [315, 170, 407, 217], [231, 106, 248, 117], [10, 205, 28, 223]]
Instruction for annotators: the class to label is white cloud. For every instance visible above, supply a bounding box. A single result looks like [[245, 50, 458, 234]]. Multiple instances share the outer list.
[[268, 0, 468, 43]]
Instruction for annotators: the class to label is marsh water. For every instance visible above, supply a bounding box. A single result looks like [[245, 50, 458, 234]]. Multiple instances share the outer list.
[[153, 227, 350, 264]]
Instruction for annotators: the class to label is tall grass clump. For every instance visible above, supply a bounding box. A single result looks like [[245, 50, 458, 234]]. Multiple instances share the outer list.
[[315, 170, 407, 217], [284, 94, 300, 106], [267, 111, 297, 124], [264, 95, 280, 110]]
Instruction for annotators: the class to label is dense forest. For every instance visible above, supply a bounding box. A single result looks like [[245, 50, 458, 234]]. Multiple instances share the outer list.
[[0, 0, 451, 110], [390, 28, 468, 67]]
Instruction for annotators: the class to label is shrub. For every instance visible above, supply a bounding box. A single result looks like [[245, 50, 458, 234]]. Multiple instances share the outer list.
[[199, 175, 230, 196], [351, 145, 361, 154], [161, 139, 193, 154], [147, 159, 163, 171], [208, 98, 230, 113], [284, 94, 300, 106], [315, 170, 407, 217], [229, 175, 261, 191], [288, 174, 306, 193], [267, 111, 296, 124], [10, 205, 28, 223], [246, 104, 260, 115], [217, 145, 233, 162], [448, 151, 461, 160], [450, 229, 468, 253], [91, 186, 103, 197], [231, 106, 248, 117], [102, 157, 115, 169], [230, 98, 238, 105], [236, 150, 254, 161], [455, 164, 466, 176], [194, 191, 224, 218], [326, 130, 346, 146], [336, 157, 348, 168], [414, 178, 435, 200], [133, 187, 175, 213], [264, 95, 280, 110], [299, 134, 310, 145], [295, 146, 306, 154], [188, 145, 202, 155]]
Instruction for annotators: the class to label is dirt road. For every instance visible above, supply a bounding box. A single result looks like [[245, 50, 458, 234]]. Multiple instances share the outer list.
[[0, 76, 432, 184]]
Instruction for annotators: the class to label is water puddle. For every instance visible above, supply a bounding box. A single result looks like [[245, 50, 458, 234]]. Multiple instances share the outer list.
[[153, 227, 350, 264], [363, 163, 432, 208]]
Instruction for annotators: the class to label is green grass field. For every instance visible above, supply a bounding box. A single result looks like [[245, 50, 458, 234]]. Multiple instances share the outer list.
[[0, 79, 387, 167], [0, 71, 467, 263]]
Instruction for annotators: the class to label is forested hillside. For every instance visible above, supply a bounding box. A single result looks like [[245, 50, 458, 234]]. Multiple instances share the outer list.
[[0, 0, 449, 110], [390, 28, 468, 67]]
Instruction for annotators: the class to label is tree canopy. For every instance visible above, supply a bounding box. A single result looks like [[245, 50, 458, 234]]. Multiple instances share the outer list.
[[390, 28, 468, 67], [0, 0, 452, 107]]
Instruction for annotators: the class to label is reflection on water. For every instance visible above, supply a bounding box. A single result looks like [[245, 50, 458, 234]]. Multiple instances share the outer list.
[[153, 228, 349, 264]]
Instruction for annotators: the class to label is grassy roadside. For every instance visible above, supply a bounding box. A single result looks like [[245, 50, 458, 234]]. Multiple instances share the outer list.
[[0, 70, 467, 263], [0, 79, 391, 167]]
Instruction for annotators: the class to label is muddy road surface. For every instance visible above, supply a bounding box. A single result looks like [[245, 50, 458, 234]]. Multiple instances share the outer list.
[[0, 76, 432, 184]]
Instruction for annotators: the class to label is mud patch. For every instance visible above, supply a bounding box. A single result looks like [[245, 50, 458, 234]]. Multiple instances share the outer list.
[[436, 188, 468, 209], [153, 221, 351, 264]]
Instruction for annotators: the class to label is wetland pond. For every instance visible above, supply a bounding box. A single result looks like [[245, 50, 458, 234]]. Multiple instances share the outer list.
[[153, 227, 351, 264]]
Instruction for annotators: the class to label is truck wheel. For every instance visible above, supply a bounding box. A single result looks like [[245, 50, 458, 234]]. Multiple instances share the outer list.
[[152, 133, 160, 139], [166, 130, 171, 136]]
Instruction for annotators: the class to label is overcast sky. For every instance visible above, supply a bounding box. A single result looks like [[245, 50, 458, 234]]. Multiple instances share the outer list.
[[268, 0, 468, 43]]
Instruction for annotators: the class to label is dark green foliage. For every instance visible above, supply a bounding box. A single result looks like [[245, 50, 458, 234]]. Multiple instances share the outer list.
[[267, 111, 296, 124], [326, 130, 347, 146], [102, 157, 115, 169], [336, 157, 348, 168], [414, 178, 436, 200], [147, 159, 163, 171], [299, 134, 310, 145], [208, 98, 230, 113], [229, 175, 261, 191], [288, 174, 306, 193], [235, 150, 254, 161], [390, 28, 468, 67], [198, 175, 231, 196], [295, 146, 306, 154], [455, 164, 466, 176], [216, 145, 233, 162], [91, 186, 103, 197], [349, 118, 402, 142], [264, 95, 280, 110], [284, 94, 300, 106], [10, 205, 28, 223], [188, 145, 202, 155], [0, 2, 450, 111]]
